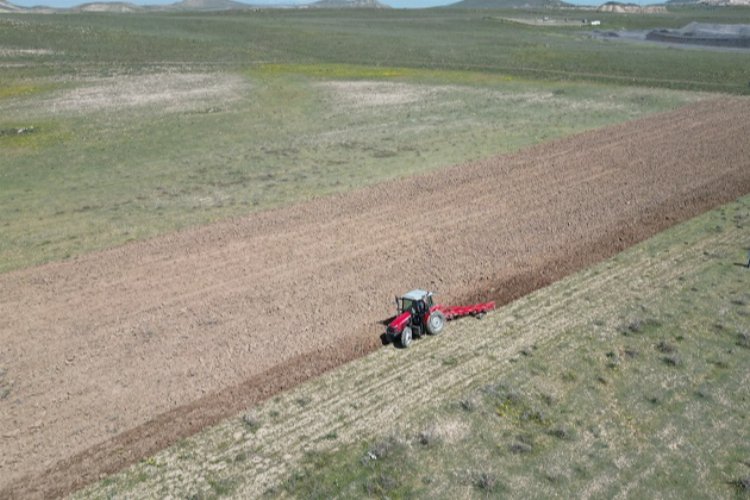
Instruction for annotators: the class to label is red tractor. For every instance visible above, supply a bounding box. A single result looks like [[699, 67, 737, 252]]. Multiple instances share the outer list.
[[386, 289, 495, 348]]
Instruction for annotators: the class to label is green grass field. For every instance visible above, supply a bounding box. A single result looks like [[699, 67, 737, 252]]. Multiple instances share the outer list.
[[74, 194, 750, 499]]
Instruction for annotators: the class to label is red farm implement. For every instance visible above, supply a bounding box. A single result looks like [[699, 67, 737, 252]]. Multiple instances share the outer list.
[[386, 289, 495, 348]]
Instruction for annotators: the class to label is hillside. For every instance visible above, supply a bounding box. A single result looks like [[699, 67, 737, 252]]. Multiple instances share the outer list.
[[0, 0, 23, 11], [0, 0, 395, 11], [310, 0, 390, 8], [73, 1, 144, 11], [667, 0, 750, 4], [598, 1, 667, 13], [162, 0, 254, 10]]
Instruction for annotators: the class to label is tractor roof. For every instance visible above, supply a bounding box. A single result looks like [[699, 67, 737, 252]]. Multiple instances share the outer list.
[[401, 289, 431, 301]]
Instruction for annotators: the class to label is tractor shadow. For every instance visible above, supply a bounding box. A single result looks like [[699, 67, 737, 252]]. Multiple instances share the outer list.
[[379, 315, 397, 346]]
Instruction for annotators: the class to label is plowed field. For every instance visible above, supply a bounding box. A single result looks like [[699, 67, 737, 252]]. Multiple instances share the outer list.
[[1, 97, 750, 498]]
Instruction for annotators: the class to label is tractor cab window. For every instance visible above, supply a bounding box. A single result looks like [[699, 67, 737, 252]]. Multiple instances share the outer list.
[[425, 295, 433, 308], [400, 299, 413, 313], [415, 300, 424, 314]]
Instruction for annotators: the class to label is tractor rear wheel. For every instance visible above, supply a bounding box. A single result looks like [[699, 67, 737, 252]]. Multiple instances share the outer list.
[[426, 311, 446, 335], [401, 326, 413, 348]]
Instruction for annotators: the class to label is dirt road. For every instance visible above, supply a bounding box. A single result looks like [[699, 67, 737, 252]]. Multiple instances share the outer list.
[[1, 97, 749, 498]]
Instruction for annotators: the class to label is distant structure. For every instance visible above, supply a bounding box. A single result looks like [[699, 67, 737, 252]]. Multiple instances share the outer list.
[[647, 23, 750, 48]]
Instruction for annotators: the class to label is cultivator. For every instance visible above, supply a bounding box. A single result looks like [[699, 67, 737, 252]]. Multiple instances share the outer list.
[[440, 302, 495, 320], [386, 289, 495, 348]]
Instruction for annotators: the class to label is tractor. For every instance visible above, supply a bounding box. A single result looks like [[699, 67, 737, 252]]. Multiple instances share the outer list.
[[386, 289, 495, 348]]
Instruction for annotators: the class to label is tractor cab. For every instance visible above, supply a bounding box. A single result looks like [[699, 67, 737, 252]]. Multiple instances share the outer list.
[[396, 289, 434, 316]]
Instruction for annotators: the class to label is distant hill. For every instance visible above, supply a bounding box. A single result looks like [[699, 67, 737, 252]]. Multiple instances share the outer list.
[[0, 0, 395, 11], [666, 0, 750, 4], [310, 0, 389, 7], [0, 0, 24, 12], [447, 0, 572, 8], [73, 1, 144, 11], [162, 0, 255, 10], [597, 1, 667, 12]]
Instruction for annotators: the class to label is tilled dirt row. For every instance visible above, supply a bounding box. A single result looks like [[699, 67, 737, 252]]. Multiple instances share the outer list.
[[1, 97, 749, 498]]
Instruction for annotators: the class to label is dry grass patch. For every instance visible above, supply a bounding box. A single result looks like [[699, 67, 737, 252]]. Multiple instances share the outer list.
[[319, 80, 446, 109], [0, 48, 59, 57], [3, 72, 248, 117]]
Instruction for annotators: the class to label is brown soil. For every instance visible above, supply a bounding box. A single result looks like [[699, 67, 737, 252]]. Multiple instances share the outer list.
[[1, 97, 749, 499]]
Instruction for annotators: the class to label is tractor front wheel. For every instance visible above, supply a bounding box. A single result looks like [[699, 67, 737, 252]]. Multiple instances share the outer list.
[[401, 326, 413, 348], [427, 311, 446, 335]]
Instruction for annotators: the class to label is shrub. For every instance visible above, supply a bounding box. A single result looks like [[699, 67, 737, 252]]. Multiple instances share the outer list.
[[737, 331, 750, 349], [729, 476, 750, 493], [242, 413, 261, 432], [662, 355, 681, 367], [473, 471, 500, 492], [656, 341, 677, 353]]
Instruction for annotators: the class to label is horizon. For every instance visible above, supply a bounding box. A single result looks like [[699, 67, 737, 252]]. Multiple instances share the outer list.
[[7, 0, 629, 10]]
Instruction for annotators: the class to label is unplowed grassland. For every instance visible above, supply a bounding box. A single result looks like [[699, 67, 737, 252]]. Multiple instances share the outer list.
[[0, 64, 708, 273], [78, 194, 750, 499]]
